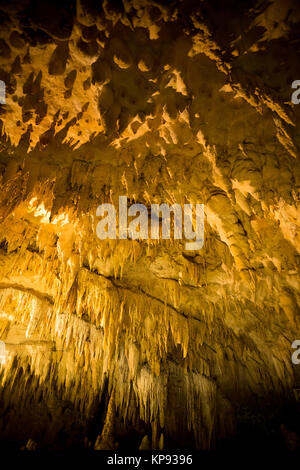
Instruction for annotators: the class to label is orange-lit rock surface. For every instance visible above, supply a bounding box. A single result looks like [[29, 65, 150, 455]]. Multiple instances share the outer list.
[[0, 0, 299, 450]]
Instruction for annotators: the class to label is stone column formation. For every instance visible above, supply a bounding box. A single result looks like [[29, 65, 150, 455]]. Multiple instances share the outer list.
[[0, 0, 299, 451]]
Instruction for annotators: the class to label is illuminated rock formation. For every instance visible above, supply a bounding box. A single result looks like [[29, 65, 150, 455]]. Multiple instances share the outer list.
[[0, 0, 299, 450]]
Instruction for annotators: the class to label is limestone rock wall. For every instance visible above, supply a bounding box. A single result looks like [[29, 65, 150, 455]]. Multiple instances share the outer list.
[[0, 0, 299, 450]]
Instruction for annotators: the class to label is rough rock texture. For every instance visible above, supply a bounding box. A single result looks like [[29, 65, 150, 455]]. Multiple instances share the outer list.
[[0, 0, 299, 450]]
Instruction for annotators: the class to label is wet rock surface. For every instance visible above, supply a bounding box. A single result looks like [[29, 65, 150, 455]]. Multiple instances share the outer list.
[[0, 0, 299, 450]]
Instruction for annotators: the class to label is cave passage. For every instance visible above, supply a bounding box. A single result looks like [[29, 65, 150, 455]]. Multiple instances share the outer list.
[[0, 0, 299, 453]]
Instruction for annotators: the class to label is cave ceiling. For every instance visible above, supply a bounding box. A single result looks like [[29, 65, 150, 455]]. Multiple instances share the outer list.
[[0, 0, 299, 452]]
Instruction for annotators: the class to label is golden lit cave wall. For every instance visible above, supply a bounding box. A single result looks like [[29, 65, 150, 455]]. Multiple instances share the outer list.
[[0, 0, 299, 449]]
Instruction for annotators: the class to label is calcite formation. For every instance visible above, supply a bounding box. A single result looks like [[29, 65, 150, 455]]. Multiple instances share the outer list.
[[0, 0, 299, 450]]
